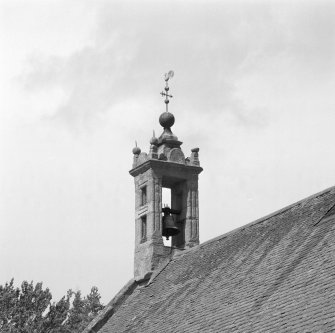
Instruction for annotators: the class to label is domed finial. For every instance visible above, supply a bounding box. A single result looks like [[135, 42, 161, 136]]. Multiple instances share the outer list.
[[132, 141, 141, 155], [159, 112, 175, 129], [150, 130, 158, 146], [160, 70, 174, 113]]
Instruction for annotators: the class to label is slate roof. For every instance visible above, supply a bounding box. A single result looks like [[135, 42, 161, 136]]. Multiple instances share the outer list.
[[85, 186, 335, 333]]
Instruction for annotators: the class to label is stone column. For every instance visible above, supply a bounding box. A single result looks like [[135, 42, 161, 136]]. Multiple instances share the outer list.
[[185, 177, 199, 248], [171, 183, 186, 248], [152, 176, 162, 236]]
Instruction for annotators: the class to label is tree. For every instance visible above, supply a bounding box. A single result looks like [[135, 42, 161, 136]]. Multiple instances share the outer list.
[[66, 287, 104, 332], [86, 286, 104, 317], [0, 279, 19, 331], [41, 290, 72, 333], [0, 279, 52, 333], [66, 291, 86, 332], [0, 279, 104, 333]]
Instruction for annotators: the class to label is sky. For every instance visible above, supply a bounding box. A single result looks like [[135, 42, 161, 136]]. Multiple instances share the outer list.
[[1, 0, 335, 304]]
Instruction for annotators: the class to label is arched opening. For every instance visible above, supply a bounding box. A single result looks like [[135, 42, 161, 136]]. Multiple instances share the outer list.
[[162, 187, 171, 246]]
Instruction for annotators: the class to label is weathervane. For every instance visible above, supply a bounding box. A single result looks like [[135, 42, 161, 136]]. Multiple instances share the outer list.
[[160, 70, 174, 112]]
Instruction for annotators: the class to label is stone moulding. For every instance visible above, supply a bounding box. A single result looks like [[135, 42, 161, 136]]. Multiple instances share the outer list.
[[129, 159, 203, 178]]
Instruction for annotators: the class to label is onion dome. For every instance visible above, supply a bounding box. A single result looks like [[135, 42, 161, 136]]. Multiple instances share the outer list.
[[159, 112, 175, 128]]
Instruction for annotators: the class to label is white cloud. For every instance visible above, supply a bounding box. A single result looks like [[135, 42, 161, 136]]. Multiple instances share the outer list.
[[1, 0, 335, 303]]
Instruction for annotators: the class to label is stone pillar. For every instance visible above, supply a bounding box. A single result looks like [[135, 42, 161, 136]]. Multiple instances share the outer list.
[[153, 176, 162, 235], [185, 177, 199, 248], [171, 183, 186, 248]]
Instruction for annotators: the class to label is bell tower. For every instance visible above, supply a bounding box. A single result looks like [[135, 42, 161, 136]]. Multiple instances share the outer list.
[[129, 71, 203, 282]]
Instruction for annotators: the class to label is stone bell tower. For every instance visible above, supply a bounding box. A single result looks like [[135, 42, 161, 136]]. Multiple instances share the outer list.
[[129, 71, 203, 282]]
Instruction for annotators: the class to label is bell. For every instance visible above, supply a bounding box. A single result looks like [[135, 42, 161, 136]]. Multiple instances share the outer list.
[[162, 207, 180, 240]]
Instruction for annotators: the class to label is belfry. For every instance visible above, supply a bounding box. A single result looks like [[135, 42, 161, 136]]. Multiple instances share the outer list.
[[129, 71, 203, 281], [84, 71, 335, 333]]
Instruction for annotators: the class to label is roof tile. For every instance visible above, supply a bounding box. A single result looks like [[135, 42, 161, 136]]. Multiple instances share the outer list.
[[96, 186, 335, 332]]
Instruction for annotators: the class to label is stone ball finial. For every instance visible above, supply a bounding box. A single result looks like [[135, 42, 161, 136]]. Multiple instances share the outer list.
[[159, 112, 175, 128], [132, 146, 141, 155], [150, 136, 158, 146], [150, 130, 158, 146], [132, 141, 141, 155]]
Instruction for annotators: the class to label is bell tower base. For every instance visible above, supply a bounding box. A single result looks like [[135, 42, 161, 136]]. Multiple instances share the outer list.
[[134, 239, 171, 281]]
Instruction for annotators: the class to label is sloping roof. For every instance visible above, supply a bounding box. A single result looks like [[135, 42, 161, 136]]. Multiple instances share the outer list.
[[86, 186, 335, 333]]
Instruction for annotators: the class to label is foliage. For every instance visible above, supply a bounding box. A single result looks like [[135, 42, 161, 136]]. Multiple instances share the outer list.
[[0, 279, 104, 333]]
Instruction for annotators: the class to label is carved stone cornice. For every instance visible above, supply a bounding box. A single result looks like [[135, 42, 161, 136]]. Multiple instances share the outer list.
[[129, 159, 203, 178]]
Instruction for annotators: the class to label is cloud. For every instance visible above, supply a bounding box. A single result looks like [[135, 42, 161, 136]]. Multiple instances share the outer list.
[[20, 0, 335, 132], [3, 0, 335, 304]]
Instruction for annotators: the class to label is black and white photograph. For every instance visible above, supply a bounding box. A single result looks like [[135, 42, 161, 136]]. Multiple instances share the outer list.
[[1, 0, 335, 332]]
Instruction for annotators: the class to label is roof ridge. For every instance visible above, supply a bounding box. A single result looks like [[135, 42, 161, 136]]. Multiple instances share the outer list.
[[173, 185, 335, 259]]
